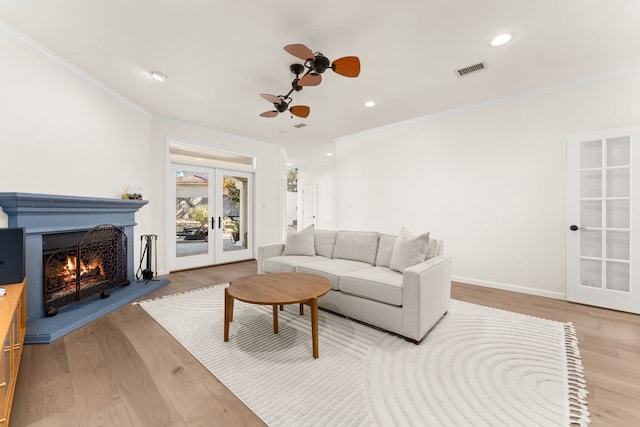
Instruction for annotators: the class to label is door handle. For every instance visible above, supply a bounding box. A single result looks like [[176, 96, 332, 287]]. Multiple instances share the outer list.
[[218, 216, 222, 229], [569, 225, 584, 231], [211, 217, 214, 229]]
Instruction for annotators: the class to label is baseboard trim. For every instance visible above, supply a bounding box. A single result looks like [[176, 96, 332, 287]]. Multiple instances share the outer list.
[[452, 275, 567, 301]]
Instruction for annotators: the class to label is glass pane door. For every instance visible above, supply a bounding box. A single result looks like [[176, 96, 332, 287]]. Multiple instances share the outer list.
[[577, 136, 631, 291], [567, 127, 638, 313], [171, 164, 215, 271], [216, 170, 253, 264]]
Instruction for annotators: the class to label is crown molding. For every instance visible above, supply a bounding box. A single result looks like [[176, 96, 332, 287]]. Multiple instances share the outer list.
[[0, 19, 152, 118]]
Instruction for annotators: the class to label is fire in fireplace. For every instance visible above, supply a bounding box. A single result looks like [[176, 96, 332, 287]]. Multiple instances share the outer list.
[[43, 224, 129, 316]]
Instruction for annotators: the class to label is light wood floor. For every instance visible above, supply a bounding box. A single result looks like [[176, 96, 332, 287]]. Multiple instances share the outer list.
[[10, 260, 640, 426]]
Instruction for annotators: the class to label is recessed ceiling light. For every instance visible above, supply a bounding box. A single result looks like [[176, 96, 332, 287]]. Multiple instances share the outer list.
[[326, 152, 334, 157], [364, 100, 376, 108], [150, 71, 167, 82], [490, 33, 514, 47]]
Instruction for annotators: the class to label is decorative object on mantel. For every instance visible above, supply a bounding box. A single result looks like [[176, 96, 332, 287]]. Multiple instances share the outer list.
[[138, 284, 591, 427], [121, 185, 143, 200], [259, 43, 360, 119]]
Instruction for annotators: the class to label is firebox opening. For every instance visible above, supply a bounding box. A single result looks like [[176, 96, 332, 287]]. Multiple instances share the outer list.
[[42, 225, 129, 316]]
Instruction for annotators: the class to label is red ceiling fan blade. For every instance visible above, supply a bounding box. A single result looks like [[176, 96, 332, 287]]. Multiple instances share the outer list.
[[332, 56, 361, 77], [299, 73, 322, 86], [260, 93, 281, 104], [260, 110, 279, 118], [289, 105, 310, 118], [284, 44, 315, 61]]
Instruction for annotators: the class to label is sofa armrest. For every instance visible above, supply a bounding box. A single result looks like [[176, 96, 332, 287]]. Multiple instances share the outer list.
[[257, 243, 285, 274], [401, 254, 452, 341]]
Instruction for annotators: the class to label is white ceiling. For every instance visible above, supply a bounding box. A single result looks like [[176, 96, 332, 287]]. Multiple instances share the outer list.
[[1, 0, 639, 165]]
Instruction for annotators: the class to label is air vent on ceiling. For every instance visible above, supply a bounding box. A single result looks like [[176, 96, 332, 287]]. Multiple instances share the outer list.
[[294, 123, 308, 129], [456, 62, 486, 77]]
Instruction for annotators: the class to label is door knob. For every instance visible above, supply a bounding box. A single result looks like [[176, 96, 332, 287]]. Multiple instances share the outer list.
[[569, 225, 582, 231]]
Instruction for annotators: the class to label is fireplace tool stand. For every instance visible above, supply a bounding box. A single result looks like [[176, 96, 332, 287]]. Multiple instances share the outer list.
[[137, 234, 158, 283]]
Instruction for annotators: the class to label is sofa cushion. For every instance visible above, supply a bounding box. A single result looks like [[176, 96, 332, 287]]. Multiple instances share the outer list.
[[339, 267, 403, 306], [296, 259, 372, 290], [333, 231, 379, 265], [375, 234, 396, 267], [314, 230, 337, 259], [262, 255, 329, 273], [282, 225, 315, 256], [389, 227, 429, 272]]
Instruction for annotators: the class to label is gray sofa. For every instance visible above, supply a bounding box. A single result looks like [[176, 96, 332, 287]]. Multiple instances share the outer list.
[[257, 228, 452, 343]]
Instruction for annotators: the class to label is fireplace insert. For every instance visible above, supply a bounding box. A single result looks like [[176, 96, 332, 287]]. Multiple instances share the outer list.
[[42, 224, 129, 316]]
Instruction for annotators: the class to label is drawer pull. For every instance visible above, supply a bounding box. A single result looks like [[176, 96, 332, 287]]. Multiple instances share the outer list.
[[0, 381, 6, 388]]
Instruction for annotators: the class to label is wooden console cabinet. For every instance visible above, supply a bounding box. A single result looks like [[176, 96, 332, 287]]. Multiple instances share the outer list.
[[0, 280, 26, 426]]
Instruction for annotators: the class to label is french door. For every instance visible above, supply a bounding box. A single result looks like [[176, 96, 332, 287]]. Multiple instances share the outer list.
[[169, 164, 253, 271], [567, 126, 639, 313]]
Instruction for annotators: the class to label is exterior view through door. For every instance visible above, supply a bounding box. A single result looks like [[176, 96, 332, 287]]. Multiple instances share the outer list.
[[171, 164, 253, 271], [567, 125, 639, 313]]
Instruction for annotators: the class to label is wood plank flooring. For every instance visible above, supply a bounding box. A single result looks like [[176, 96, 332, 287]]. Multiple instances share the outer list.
[[10, 260, 640, 426]]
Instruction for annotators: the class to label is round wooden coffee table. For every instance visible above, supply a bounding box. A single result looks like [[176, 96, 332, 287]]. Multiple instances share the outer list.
[[224, 272, 331, 359]]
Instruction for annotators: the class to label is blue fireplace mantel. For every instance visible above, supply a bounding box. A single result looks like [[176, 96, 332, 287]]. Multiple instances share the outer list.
[[0, 192, 168, 344]]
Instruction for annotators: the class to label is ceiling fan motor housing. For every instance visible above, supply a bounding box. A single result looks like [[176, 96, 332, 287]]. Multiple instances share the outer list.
[[311, 54, 331, 74], [276, 101, 289, 113]]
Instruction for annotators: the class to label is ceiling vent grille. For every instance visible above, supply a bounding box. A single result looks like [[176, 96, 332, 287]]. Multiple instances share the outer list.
[[456, 62, 486, 77], [294, 123, 308, 129]]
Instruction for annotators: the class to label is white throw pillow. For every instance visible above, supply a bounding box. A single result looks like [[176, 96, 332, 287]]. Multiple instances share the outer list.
[[389, 227, 429, 272], [282, 225, 316, 256]]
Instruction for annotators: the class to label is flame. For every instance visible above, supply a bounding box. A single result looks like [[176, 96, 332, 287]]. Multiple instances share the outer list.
[[61, 255, 105, 281]]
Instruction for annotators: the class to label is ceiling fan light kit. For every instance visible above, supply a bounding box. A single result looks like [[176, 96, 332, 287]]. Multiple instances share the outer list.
[[259, 43, 361, 119]]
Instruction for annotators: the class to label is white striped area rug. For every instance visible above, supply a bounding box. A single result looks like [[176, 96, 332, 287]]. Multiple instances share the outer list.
[[136, 285, 590, 426]]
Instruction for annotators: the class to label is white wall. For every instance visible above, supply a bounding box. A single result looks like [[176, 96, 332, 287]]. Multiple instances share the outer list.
[[149, 118, 285, 274], [0, 32, 153, 263], [0, 30, 286, 275], [297, 161, 336, 230], [335, 69, 640, 299]]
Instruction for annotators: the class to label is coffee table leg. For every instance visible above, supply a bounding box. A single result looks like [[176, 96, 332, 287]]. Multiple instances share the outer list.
[[224, 288, 232, 342], [272, 304, 279, 334], [311, 298, 319, 358]]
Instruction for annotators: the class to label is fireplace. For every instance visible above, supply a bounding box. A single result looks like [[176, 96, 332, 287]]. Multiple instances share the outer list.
[[43, 225, 129, 316], [0, 192, 169, 344]]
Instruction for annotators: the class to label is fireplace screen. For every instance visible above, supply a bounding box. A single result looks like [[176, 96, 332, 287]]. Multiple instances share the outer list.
[[43, 224, 128, 316]]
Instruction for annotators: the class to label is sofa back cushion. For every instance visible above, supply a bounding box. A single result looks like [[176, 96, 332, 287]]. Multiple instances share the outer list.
[[282, 225, 316, 256], [314, 229, 337, 259], [333, 231, 379, 265], [375, 234, 396, 267]]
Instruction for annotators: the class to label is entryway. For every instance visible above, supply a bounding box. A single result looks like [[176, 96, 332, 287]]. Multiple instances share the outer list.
[[167, 143, 254, 271]]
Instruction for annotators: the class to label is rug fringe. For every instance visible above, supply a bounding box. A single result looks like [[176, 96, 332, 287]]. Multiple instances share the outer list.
[[565, 322, 591, 426]]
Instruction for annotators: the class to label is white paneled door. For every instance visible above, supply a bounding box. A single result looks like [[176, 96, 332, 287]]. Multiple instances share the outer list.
[[567, 126, 640, 313]]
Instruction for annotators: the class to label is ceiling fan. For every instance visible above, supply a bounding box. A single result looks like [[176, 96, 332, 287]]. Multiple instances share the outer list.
[[284, 43, 361, 87], [259, 93, 310, 118], [259, 44, 361, 119]]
